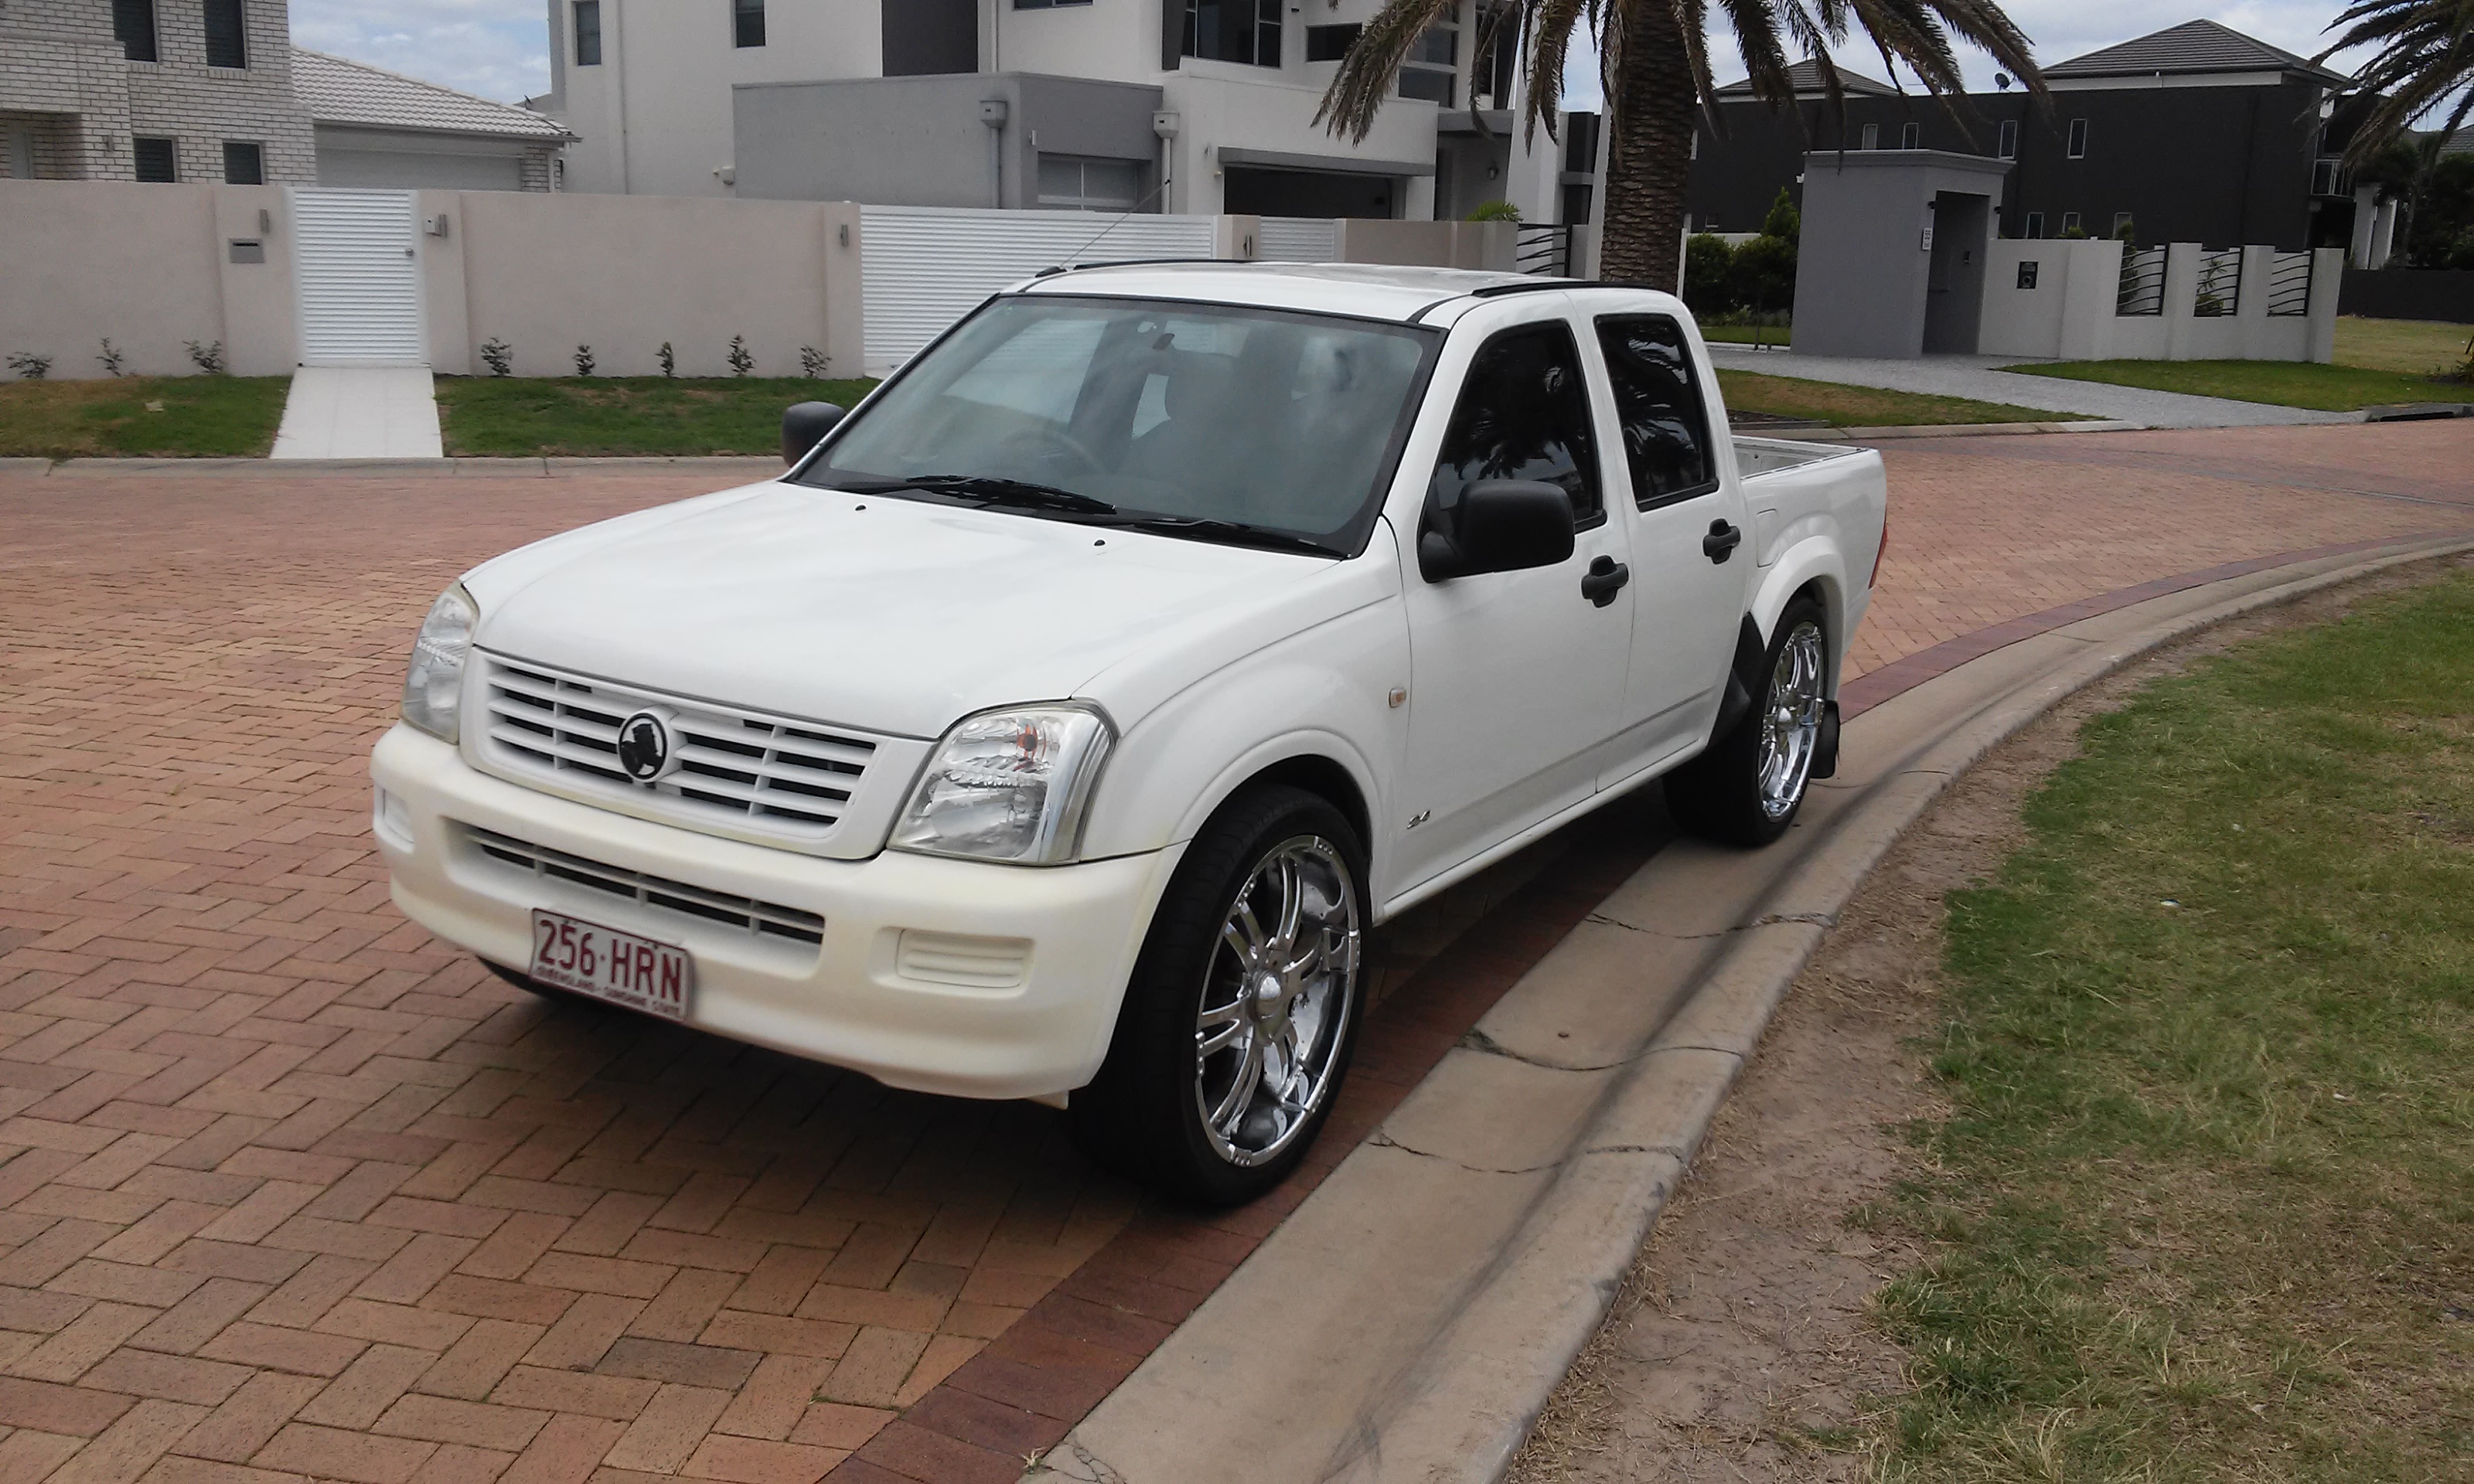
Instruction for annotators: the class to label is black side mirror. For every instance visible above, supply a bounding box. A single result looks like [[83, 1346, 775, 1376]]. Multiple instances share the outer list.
[[782, 402, 846, 465], [1418, 480, 1576, 581]]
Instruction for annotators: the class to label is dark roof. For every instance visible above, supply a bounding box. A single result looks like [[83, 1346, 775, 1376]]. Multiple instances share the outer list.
[[1715, 60, 1897, 99], [2045, 19, 2350, 85]]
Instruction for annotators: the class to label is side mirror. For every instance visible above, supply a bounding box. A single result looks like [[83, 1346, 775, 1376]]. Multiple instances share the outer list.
[[782, 401, 846, 465], [1418, 480, 1576, 582]]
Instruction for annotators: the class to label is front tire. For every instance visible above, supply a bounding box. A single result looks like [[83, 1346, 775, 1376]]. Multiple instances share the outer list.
[[1069, 785, 1368, 1205], [1666, 595, 1829, 847]]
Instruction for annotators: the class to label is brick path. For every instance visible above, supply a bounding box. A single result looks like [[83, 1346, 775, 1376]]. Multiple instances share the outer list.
[[0, 421, 2467, 1484]]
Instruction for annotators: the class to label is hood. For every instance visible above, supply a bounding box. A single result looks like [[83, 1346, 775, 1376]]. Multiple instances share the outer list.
[[467, 482, 1351, 740]]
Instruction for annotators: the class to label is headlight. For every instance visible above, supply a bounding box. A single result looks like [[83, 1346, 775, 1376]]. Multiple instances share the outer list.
[[891, 704, 1114, 864], [400, 584, 478, 744]]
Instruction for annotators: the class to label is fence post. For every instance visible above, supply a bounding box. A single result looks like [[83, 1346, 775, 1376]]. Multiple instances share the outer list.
[[2161, 243, 2203, 361], [1213, 214, 1261, 261], [2305, 247, 2343, 363], [821, 201, 864, 378]]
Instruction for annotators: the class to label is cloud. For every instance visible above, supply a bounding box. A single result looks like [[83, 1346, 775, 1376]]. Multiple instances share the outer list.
[[290, 0, 551, 103]]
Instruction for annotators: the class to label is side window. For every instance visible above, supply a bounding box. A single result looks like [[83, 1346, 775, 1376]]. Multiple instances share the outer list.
[[1428, 322, 1601, 536], [1593, 315, 1716, 509]]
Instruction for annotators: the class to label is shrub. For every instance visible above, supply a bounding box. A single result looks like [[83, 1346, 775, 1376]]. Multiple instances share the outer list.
[[1467, 199, 1522, 223], [6, 352, 53, 380], [1682, 233, 1738, 315], [658, 341, 676, 378], [799, 345, 827, 379], [480, 339, 513, 376], [183, 339, 227, 374], [573, 345, 595, 376], [727, 335, 755, 377], [97, 339, 126, 377], [1760, 186, 1800, 245], [1729, 233, 1798, 316]]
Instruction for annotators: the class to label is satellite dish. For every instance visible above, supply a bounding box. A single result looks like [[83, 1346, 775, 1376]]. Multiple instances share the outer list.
[[1994, 72, 2012, 90]]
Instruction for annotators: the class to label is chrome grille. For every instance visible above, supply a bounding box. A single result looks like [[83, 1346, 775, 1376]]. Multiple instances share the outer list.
[[480, 657, 876, 845], [467, 825, 824, 945]]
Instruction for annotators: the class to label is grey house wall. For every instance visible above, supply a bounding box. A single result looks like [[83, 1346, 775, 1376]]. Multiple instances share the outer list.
[[1792, 150, 2012, 358], [734, 72, 1162, 209]]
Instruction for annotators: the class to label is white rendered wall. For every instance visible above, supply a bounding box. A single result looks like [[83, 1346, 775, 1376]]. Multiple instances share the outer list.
[[1978, 237, 2334, 363]]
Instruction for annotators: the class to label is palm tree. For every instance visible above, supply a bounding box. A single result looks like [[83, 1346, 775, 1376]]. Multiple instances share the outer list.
[[2321, 0, 2474, 164], [1318, 0, 2044, 283]]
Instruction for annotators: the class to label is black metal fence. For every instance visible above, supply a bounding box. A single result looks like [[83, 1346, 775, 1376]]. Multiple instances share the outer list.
[[2117, 246, 2168, 316], [1515, 222, 1573, 277], [2266, 252, 2315, 317], [2193, 248, 2242, 316]]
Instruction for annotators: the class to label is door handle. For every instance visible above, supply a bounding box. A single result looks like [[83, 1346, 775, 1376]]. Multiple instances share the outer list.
[[1702, 519, 1743, 563], [1580, 554, 1630, 608]]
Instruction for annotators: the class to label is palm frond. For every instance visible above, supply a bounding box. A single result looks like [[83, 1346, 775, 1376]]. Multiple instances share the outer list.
[[2317, 0, 2474, 162], [1316, 0, 1467, 142]]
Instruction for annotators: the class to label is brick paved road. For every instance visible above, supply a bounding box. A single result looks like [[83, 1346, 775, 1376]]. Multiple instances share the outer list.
[[0, 422, 2467, 1484]]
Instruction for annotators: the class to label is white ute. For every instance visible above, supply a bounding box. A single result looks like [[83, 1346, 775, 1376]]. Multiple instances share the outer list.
[[371, 264, 1888, 1201]]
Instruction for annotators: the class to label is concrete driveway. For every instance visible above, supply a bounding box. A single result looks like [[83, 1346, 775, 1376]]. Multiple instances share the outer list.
[[1, 421, 2467, 1484]]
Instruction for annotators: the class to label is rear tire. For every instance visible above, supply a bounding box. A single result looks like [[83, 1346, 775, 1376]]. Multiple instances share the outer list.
[[1665, 594, 1829, 847], [1068, 785, 1368, 1206]]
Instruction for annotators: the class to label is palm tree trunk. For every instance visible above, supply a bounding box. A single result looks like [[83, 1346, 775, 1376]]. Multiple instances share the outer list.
[[1597, 3, 1700, 285]]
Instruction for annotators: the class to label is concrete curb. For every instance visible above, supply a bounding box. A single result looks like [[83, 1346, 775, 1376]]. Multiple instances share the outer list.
[[1352, 533, 2474, 1484], [5, 455, 787, 477], [1810, 417, 2142, 441]]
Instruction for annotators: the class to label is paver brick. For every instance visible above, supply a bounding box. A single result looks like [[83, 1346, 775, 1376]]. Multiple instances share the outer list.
[[2, 438, 2464, 1484]]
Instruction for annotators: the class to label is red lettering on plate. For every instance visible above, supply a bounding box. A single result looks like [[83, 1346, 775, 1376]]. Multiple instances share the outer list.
[[660, 955, 683, 1001]]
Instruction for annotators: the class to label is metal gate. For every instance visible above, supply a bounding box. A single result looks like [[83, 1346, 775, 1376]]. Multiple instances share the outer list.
[[860, 206, 1218, 373], [1256, 216, 1339, 263], [290, 189, 424, 366]]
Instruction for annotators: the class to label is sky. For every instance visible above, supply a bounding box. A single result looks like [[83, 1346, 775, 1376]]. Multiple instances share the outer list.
[[293, 0, 2376, 111]]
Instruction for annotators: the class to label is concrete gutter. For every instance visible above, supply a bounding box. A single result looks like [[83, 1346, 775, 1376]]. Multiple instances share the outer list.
[[1035, 533, 2474, 1484]]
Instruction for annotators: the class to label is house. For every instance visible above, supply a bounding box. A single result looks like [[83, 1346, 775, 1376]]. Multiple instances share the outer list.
[[1685, 20, 2362, 252], [0, 0, 570, 191], [528, 0, 1568, 223]]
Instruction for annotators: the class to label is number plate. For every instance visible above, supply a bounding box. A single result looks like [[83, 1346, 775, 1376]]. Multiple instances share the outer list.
[[528, 910, 693, 1022]]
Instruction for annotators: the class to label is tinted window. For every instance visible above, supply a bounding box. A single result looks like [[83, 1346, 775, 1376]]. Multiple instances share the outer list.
[[574, 1, 601, 65], [113, 0, 157, 61], [1593, 316, 1714, 508], [1428, 322, 1600, 533], [133, 137, 177, 182], [733, 0, 765, 47], [222, 141, 262, 185]]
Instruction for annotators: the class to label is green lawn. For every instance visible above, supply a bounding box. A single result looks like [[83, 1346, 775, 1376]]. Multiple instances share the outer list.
[[1700, 322, 1793, 347], [0, 375, 291, 458], [1716, 368, 2087, 428], [2009, 357, 2467, 411], [2334, 315, 2474, 376], [433, 376, 877, 457], [1871, 571, 2474, 1479]]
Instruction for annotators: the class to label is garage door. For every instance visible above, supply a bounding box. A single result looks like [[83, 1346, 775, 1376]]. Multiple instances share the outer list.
[[860, 205, 1218, 373], [291, 188, 424, 366]]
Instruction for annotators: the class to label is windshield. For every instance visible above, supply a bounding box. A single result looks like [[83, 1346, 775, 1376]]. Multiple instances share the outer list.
[[801, 294, 1436, 555]]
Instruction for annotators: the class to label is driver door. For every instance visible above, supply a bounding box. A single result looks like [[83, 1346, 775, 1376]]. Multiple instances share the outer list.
[[1393, 308, 1636, 894]]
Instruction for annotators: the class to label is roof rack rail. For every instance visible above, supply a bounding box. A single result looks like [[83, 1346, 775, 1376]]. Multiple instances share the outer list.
[[1031, 257, 1246, 278], [1464, 277, 1583, 297]]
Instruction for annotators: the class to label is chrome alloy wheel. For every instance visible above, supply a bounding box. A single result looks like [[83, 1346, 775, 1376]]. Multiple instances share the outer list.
[[1193, 836, 1361, 1168], [1756, 620, 1827, 821]]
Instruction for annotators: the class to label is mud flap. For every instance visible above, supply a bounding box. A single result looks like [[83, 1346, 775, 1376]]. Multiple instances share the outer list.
[[1709, 615, 1768, 741], [1811, 700, 1841, 779]]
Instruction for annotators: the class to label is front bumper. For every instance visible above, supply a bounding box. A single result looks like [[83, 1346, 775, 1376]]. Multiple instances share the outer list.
[[370, 724, 1178, 1100]]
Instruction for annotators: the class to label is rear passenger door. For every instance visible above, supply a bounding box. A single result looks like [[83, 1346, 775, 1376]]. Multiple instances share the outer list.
[[1586, 313, 1752, 781], [1395, 308, 1636, 893]]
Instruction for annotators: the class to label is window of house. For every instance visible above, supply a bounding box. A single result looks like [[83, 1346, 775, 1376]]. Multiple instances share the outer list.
[[1397, 20, 1457, 104], [2311, 157, 2343, 196], [1037, 154, 1140, 211], [1429, 323, 1603, 534], [1594, 317, 1715, 509], [1997, 119, 2017, 160], [2066, 117, 2088, 158], [2111, 211, 2134, 240], [1471, 3, 1516, 106], [222, 141, 262, 184], [2023, 211, 2043, 237], [733, 0, 764, 47], [574, 1, 602, 65], [1859, 122, 1879, 150], [1184, 0, 1280, 67], [133, 137, 177, 182], [112, 0, 158, 62], [1305, 22, 1361, 62], [2060, 211, 2082, 235], [1900, 121, 1920, 149], [203, 0, 246, 68]]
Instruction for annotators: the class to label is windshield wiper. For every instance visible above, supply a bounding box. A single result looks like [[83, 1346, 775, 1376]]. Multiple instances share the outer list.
[[1106, 516, 1343, 559], [894, 475, 1119, 516]]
